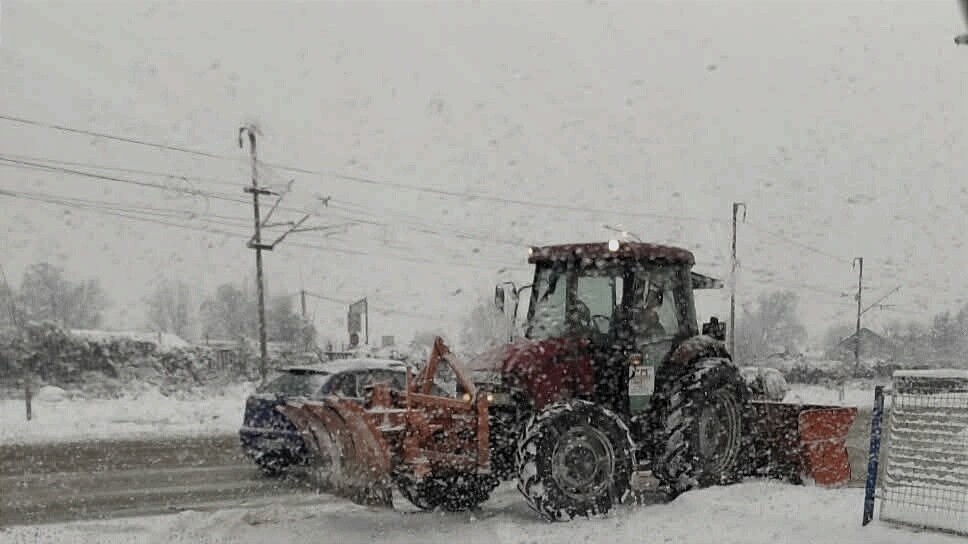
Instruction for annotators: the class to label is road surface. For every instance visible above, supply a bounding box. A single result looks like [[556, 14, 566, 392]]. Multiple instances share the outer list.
[[1, 406, 878, 528], [0, 434, 320, 527]]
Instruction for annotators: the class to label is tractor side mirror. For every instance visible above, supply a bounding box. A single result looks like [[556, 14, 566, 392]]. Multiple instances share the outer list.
[[494, 285, 506, 313], [702, 316, 726, 341]]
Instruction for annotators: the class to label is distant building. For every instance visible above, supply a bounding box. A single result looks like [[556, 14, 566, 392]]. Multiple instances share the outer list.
[[828, 327, 896, 362]]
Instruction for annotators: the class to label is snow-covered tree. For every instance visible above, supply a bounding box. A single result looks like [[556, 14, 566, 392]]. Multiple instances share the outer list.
[[145, 278, 194, 340]]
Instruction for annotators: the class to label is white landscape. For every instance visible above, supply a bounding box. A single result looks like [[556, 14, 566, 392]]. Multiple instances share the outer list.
[[1, 482, 961, 544], [3, 0, 968, 541]]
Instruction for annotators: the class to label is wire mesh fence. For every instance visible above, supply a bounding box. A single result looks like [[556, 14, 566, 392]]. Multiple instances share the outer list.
[[879, 370, 968, 535]]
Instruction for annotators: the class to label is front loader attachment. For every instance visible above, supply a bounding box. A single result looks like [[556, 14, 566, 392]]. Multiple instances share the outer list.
[[277, 398, 394, 505], [746, 401, 858, 487], [276, 338, 493, 509]]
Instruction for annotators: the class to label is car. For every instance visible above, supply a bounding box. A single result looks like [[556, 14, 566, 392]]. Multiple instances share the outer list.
[[740, 366, 791, 402], [239, 357, 430, 476]]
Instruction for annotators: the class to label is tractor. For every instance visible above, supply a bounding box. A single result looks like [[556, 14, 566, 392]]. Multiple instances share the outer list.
[[278, 240, 857, 521]]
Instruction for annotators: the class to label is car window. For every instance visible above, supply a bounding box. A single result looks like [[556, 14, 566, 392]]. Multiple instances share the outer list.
[[256, 371, 330, 398], [330, 373, 358, 397]]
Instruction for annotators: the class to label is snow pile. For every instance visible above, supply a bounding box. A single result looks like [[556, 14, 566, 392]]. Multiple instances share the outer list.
[[784, 382, 884, 409], [0, 482, 962, 543], [0, 382, 256, 445]]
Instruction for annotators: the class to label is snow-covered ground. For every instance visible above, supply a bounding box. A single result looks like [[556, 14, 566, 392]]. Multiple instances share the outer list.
[[784, 382, 883, 409], [0, 481, 959, 544], [0, 383, 255, 445], [0, 381, 876, 446]]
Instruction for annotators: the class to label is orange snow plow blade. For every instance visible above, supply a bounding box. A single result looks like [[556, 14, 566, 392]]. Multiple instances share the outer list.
[[747, 402, 858, 487], [276, 338, 491, 506], [278, 398, 394, 503]]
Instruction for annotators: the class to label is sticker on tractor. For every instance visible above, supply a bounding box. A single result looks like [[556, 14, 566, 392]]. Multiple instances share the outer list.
[[629, 365, 655, 396]]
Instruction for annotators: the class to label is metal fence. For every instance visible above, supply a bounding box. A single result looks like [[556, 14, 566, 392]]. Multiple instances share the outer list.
[[865, 370, 968, 535]]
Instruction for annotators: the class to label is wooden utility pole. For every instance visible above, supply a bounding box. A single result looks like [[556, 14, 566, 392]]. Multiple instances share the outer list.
[[300, 289, 307, 318], [240, 125, 271, 383], [729, 202, 747, 356], [853, 257, 864, 369]]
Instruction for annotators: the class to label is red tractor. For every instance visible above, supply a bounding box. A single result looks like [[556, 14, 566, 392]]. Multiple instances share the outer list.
[[279, 240, 856, 521]]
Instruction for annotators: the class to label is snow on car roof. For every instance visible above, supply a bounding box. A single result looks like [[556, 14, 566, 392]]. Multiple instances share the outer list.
[[279, 357, 410, 375]]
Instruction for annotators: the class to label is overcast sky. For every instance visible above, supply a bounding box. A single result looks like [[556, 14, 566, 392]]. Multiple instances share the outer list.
[[1, 0, 966, 347]]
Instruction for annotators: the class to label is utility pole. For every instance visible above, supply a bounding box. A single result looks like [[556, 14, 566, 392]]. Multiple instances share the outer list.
[[240, 125, 270, 383], [729, 202, 747, 356], [956, 0, 968, 44], [853, 257, 864, 369], [238, 127, 337, 378], [300, 289, 307, 318]]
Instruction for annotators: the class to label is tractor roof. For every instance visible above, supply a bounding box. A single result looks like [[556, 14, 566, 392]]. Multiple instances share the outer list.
[[527, 241, 695, 266]]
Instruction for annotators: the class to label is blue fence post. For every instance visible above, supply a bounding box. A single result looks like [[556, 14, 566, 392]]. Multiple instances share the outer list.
[[862, 385, 886, 526]]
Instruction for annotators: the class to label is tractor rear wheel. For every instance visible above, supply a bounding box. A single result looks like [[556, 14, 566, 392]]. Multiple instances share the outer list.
[[395, 472, 498, 512], [652, 357, 749, 496], [516, 400, 635, 521]]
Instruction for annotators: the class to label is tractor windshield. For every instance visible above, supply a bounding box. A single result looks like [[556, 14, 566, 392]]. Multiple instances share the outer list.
[[526, 263, 625, 340], [525, 260, 696, 342]]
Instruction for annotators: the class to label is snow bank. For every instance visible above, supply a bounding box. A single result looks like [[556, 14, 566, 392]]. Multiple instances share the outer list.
[[784, 383, 882, 409], [0, 482, 960, 543], [0, 382, 255, 445]]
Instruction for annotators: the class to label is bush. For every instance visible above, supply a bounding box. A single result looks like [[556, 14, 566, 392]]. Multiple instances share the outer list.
[[0, 322, 256, 396]]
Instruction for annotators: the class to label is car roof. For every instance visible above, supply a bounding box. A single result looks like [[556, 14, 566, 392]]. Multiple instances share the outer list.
[[279, 357, 410, 375]]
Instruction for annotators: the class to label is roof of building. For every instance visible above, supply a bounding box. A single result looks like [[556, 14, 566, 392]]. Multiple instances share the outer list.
[[527, 241, 695, 266]]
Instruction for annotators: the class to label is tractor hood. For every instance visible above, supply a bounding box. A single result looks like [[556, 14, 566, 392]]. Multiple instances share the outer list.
[[465, 336, 590, 385]]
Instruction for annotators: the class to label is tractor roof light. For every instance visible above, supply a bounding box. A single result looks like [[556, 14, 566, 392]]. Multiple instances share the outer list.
[[607, 239, 620, 252]]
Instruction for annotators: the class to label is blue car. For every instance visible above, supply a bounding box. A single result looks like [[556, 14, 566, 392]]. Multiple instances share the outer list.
[[239, 358, 414, 476]]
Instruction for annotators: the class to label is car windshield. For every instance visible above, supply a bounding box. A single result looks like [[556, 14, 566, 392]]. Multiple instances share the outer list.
[[256, 371, 330, 398]]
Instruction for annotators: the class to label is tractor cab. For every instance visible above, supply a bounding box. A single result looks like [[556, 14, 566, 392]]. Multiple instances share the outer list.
[[492, 240, 726, 417]]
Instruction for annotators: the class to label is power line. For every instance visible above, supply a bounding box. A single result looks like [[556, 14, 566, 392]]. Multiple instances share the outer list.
[[0, 152, 244, 189], [0, 114, 236, 162], [3, 114, 879, 274], [0, 156, 249, 206], [0, 187, 524, 272], [1, 114, 721, 224]]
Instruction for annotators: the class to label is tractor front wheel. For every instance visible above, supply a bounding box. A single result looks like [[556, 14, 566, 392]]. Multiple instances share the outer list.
[[516, 399, 635, 521], [652, 357, 749, 496]]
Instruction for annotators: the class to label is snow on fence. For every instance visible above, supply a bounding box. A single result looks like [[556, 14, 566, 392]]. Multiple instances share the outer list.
[[864, 369, 968, 535]]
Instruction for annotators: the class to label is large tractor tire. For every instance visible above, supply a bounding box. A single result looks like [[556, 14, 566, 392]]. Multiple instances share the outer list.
[[651, 357, 750, 497], [516, 399, 635, 521], [395, 472, 498, 512]]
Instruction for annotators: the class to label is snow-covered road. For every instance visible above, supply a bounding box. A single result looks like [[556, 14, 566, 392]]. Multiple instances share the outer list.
[[0, 481, 960, 544]]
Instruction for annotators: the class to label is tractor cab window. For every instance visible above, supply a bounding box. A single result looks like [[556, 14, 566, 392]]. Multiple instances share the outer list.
[[527, 264, 624, 340], [632, 273, 682, 342], [527, 267, 567, 339], [575, 273, 623, 335]]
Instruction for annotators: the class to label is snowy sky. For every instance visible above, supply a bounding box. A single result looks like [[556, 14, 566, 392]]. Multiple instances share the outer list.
[[1, 0, 966, 347]]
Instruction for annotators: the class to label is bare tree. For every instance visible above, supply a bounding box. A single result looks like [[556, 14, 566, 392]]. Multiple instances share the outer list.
[[267, 295, 316, 349], [735, 290, 807, 362], [18, 262, 108, 328], [199, 283, 257, 341], [460, 296, 512, 354], [145, 278, 194, 339]]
